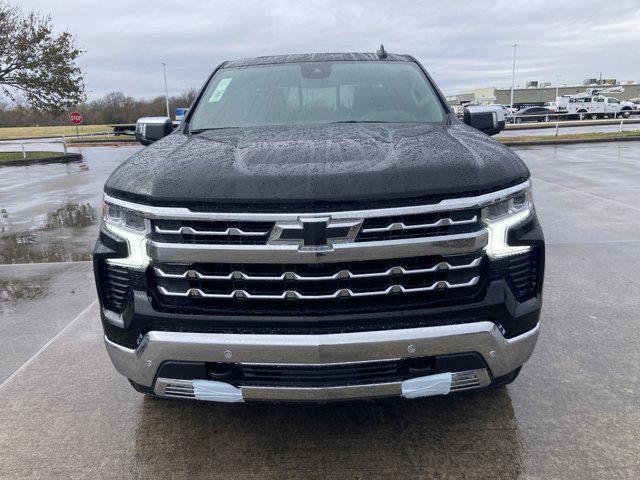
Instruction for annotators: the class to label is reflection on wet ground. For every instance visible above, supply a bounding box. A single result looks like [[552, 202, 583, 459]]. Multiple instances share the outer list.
[[0, 203, 98, 263], [0, 276, 48, 303], [0, 145, 140, 264]]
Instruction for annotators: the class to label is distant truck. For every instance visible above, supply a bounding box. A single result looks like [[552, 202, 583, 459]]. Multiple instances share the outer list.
[[556, 88, 634, 120]]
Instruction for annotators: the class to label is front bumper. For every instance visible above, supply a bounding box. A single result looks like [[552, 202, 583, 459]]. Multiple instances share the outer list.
[[105, 320, 539, 402]]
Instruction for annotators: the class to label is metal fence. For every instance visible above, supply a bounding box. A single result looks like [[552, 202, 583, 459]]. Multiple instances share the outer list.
[[506, 108, 640, 124], [0, 130, 136, 159]]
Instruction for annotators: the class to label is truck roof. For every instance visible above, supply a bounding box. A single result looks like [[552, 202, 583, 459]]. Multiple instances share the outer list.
[[222, 52, 414, 68]]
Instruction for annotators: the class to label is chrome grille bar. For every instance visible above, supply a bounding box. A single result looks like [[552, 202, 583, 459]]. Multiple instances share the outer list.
[[361, 215, 478, 234], [103, 180, 530, 222], [148, 231, 488, 264], [157, 276, 479, 300], [154, 226, 269, 236], [154, 257, 482, 282]]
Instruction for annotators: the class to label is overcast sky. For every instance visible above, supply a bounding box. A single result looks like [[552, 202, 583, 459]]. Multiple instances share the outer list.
[[16, 0, 640, 100]]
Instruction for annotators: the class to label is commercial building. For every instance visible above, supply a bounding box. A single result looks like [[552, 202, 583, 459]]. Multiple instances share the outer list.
[[447, 80, 640, 107]]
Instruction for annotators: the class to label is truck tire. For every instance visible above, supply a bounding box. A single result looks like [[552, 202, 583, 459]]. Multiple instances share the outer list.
[[621, 109, 631, 118]]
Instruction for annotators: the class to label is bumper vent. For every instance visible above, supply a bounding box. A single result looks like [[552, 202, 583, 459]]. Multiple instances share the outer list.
[[99, 264, 131, 313], [506, 249, 540, 302], [98, 263, 146, 313], [491, 249, 540, 302], [227, 359, 407, 387]]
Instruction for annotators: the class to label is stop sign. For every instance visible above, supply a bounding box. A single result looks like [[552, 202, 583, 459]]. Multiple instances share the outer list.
[[69, 111, 83, 125]]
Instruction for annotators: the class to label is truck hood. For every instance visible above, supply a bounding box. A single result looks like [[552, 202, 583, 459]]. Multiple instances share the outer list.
[[105, 121, 529, 209]]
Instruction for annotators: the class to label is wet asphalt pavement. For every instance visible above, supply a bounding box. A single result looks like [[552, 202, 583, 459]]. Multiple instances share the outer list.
[[1, 142, 639, 479]]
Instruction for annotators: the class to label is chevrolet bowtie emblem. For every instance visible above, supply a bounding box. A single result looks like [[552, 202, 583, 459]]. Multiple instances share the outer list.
[[268, 217, 363, 251]]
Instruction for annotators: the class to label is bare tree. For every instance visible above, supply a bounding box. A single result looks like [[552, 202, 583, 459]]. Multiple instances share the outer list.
[[0, 2, 85, 114]]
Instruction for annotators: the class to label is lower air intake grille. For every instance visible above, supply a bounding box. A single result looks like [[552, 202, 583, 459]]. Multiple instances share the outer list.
[[506, 249, 540, 302], [218, 357, 436, 387], [99, 263, 132, 313], [491, 249, 540, 302]]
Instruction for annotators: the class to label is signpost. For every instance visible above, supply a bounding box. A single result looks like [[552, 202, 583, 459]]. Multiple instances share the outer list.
[[69, 111, 83, 140]]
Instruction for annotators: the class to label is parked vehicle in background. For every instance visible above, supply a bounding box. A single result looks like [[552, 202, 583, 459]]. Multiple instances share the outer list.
[[556, 88, 634, 120], [508, 106, 554, 123], [97, 50, 543, 404], [485, 104, 516, 115]]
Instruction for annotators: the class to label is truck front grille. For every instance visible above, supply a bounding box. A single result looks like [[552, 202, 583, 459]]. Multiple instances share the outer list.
[[103, 182, 537, 320], [150, 253, 486, 315], [149, 208, 482, 245]]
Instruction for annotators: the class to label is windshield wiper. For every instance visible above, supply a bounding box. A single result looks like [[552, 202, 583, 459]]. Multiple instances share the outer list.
[[189, 126, 240, 134]]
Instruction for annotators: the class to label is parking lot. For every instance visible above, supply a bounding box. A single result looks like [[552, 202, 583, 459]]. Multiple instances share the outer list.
[[1, 141, 639, 479]]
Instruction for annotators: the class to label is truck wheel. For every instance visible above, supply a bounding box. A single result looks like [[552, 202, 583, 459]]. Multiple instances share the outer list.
[[589, 114, 598, 120], [621, 110, 631, 118]]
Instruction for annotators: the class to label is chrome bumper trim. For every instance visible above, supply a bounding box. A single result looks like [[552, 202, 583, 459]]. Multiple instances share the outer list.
[[147, 230, 488, 264], [104, 321, 539, 389], [103, 180, 530, 221], [153, 368, 492, 402]]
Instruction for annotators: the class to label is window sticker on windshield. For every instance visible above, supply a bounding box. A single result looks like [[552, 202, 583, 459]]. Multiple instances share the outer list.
[[209, 78, 232, 102]]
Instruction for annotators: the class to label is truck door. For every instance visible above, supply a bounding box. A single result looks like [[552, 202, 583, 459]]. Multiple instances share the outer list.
[[606, 97, 620, 114], [594, 96, 605, 114]]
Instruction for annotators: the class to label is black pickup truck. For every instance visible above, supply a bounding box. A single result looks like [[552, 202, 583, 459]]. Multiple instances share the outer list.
[[94, 50, 544, 402]]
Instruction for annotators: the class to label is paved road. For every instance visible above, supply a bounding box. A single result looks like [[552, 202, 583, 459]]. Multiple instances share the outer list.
[[1, 142, 639, 479]]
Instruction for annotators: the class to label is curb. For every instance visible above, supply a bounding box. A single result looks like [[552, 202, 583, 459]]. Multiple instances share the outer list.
[[501, 136, 640, 147], [0, 152, 83, 167]]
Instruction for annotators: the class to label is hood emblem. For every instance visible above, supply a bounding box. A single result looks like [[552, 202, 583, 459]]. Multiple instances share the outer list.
[[268, 217, 363, 251]]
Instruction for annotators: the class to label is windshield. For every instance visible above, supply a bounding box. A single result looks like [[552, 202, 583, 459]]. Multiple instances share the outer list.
[[189, 61, 445, 130]]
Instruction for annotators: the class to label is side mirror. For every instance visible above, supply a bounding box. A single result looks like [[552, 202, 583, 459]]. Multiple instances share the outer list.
[[135, 117, 174, 146], [463, 106, 506, 136]]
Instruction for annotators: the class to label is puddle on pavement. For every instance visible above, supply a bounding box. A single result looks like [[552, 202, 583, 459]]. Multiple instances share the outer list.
[[0, 202, 97, 263], [0, 277, 48, 303], [0, 145, 141, 264]]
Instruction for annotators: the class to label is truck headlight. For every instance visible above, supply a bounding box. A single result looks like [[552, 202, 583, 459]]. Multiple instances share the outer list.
[[101, 199, 150, 269], [482, 187, 534, 259]]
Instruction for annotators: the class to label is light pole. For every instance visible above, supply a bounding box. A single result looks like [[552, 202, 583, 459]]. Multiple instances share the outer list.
[[509, 44, 517, 116], [555, 75, 561, 101], [161, 62, 170, 118]]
